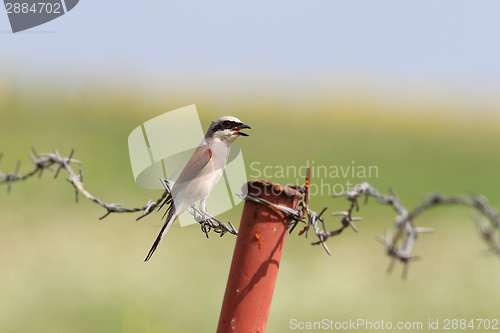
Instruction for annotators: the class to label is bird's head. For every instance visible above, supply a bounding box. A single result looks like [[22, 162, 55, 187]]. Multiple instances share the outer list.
[[206, 116, 251, 143]]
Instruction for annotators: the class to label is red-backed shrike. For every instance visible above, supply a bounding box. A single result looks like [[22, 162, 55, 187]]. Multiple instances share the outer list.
[[144, 116, 251, 261]]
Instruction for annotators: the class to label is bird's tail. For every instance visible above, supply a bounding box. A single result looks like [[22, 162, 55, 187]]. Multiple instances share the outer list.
[[144, 203, 177, 262]]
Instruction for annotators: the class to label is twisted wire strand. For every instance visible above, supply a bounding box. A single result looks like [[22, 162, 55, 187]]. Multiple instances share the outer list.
[[0, 148, 236, 237]]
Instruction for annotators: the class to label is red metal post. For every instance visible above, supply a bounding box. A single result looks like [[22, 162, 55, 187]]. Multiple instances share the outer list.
[[217, 179, 303, 333]]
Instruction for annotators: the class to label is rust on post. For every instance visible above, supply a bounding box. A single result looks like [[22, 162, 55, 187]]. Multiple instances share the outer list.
[[217, 179, 303, 333]]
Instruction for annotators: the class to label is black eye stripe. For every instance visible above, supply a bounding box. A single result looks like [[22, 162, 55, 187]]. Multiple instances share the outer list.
[[213, 121, 242, 132]]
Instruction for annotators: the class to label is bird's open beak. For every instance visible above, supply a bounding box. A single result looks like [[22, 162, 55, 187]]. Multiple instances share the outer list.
[[236, 124, 251, 136]]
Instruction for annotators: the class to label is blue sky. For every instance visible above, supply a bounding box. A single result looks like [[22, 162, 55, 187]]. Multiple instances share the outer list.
[[1, 1, 499, 100]]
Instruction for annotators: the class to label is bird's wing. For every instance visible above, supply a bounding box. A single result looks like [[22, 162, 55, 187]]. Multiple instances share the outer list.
[[173, 144, 215, 190], [156, 144, 213, 217], [146, 145, 215, 261]]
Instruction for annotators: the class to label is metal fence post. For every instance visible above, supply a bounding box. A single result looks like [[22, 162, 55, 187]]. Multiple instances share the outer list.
[[217, 179, 303, 333]]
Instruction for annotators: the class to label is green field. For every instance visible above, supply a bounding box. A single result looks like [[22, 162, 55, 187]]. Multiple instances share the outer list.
[[1, 82, 500, 332]]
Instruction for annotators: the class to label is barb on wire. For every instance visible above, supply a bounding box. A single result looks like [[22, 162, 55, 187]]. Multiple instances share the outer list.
[[238, 169, 500, 279], [0, 148, 236, 238]]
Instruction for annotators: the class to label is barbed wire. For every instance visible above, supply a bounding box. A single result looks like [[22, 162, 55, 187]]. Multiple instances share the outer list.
[[0, 148, 236, 237], [2, 149, 499, 278], [239, 169, 500, 279], [329, 183, 500, 278]]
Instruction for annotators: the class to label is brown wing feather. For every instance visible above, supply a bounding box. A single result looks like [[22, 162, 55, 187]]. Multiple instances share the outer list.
[[172, 145, 213, 192], [157, 145, 212, 216]]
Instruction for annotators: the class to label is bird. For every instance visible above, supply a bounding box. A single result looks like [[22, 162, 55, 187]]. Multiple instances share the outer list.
[[144, 116, 251, 261]]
